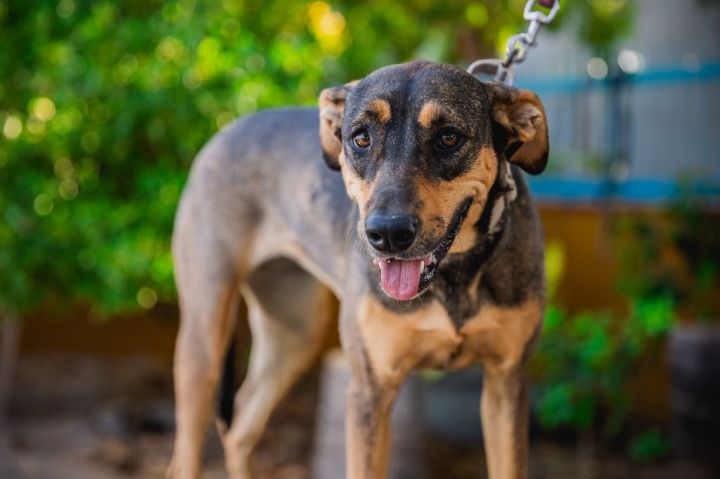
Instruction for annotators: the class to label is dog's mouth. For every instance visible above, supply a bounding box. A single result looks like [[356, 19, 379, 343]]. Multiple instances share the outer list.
[[371, 198, 472, 301]]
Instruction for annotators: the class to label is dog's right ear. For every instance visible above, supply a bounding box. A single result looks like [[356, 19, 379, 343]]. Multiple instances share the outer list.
[[319, 82, 356, 170]]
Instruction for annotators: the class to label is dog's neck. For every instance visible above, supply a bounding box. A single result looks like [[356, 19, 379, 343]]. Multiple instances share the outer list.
[[430, 159, 518, 324]]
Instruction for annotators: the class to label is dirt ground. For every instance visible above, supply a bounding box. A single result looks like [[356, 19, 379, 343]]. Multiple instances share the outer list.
[[1, 354, 717, 479]]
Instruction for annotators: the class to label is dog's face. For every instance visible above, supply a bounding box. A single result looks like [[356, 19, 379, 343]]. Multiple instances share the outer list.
[[319, 61, 548, 301]]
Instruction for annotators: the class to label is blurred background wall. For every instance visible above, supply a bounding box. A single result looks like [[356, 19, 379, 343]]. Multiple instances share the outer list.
[[522, 0, 720, 195]]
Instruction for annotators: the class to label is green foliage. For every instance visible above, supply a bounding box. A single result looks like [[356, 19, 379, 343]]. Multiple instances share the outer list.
[[567, 0, 635, 56], [615, 192, 720, 321], [629, 427, 671, 462], [533, 236, 675, 445], [533, 299, 674, 437], [534, 191, 718, 454]]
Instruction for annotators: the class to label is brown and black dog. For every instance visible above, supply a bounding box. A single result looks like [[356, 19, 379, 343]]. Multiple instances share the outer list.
[[168, 60, 549, 479]]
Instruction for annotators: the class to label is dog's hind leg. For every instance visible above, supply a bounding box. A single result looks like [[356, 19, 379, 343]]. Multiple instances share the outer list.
[[168, 196, 245, 479], [169, 260, 240, 479], [169, 269, 240, 479], [222, 258, 333, 479]]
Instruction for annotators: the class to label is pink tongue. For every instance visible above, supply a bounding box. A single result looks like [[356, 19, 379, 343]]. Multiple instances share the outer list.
[[379, 259, 423, 301]]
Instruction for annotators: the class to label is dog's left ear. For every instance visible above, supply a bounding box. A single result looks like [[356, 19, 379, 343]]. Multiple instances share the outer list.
[[487, 83, 549, 175], [319, 81, 357, 171]]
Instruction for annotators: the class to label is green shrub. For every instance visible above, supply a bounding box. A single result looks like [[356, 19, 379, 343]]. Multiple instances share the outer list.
[[1, 0, 491, 315], [533, 298, 674, 437], [532, 235, 676, 460]]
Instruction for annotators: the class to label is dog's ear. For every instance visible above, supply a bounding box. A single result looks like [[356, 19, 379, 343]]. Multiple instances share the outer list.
[[487, 83, 549, 175], [319, 81, 357, 170]]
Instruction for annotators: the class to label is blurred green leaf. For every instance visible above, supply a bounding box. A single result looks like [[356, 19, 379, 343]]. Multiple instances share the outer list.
[[629, 428, 671, 463]]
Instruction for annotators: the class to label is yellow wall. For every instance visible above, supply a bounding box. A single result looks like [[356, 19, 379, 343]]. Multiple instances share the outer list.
[[539, 204, 625, 313]]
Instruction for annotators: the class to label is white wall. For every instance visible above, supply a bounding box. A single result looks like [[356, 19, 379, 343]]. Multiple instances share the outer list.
[[515, 0, 720, 182]]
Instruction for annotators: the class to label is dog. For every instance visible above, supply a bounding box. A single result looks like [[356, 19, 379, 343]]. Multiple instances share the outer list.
[[168, 60, 549, 479]]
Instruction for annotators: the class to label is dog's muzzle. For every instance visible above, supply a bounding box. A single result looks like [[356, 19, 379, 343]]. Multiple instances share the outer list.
[[371, 198, 472, 301]]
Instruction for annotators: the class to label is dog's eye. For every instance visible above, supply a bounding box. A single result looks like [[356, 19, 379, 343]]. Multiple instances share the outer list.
[[435, 130, 462, 150], [352, 129, 371, 149]]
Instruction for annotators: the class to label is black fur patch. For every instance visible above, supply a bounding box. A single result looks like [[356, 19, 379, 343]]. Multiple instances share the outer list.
[[218, 337, 237, 427], [342, 61, 493, 185]]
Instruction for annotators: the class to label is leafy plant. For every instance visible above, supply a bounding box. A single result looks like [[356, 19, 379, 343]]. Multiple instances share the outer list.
[[531, 236, 675, 460], [628, 427, 671, 463], [532, 296, 673, 436], [533, 188, 720, 459], [615, 191, 720, 322]]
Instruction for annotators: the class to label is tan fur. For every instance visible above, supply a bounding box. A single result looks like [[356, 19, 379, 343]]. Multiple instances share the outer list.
[[417, 100, 442, 128], [471, 301, 541, 479], [353, 295, 542, 478], [319, 82, 357, 166], [368, 98, 392, 124], [466, 300, 543, 371], [492, 89, 548, 173], [339, 151, 375, 213], [319, 91, 344, 161], [358, 296, 461, 385], [493, 91, 543, 142], [481, 365, 529, 479], [415, 147, 498, 255], [170, 267, 240, 479], [358, 295, 542, 383], [247, 216, 341, 295], [342, 145, 499, 249], [346, 382, 394, 479]]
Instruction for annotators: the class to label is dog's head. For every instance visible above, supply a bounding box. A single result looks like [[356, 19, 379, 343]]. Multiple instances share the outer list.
[[319, 61, 548, 301]]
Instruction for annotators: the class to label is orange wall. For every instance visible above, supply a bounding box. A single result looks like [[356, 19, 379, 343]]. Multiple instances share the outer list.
[[539, 204, 625, 314], [19, 305, 178, 361]]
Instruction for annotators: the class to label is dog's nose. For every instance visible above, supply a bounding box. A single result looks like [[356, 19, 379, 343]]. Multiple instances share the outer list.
[[365, 212, 418, 253]]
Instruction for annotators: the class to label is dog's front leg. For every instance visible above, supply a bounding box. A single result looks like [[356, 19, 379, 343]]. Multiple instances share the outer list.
[[480, 362, 529, 479], [475, 300, 543, 479], [345, 376, 398, 479], [340, 291, 412, 479]]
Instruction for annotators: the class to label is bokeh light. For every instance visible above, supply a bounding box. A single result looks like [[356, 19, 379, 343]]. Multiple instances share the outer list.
[[617, 48, 646, 74], [587, 57, 609, 80], [308, 1, 347, 55], [137, 287, 158, 309], [31, 97, 56, 122], [3, 115, 22, 139], [33, 193, 54, 216]]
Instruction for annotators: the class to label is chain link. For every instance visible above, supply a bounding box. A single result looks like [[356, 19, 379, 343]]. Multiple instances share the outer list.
[[467, 0, 560, 86]]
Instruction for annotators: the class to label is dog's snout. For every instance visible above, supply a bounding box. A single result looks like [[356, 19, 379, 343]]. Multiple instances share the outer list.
[[365, 212, 418, 253]]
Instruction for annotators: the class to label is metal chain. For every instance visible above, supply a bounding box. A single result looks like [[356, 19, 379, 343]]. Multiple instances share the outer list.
[[467, 0, 560, 86]]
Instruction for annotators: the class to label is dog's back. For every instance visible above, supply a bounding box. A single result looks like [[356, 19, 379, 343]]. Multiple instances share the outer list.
[[173, 107, 353, 296]]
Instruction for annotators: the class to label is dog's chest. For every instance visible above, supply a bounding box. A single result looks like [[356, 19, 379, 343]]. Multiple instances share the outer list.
[[358, 296, 542, 384], [408, 303, 504, 371]]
